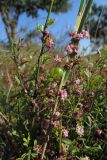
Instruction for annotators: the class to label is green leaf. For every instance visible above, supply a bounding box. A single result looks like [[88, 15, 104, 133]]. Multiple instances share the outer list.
[[87, 116, 92, 127], [62, 138, 72, 145], [84, 69, 91, 78], [15, 75, 21, 85], [12, 42, 17, 49], [72, 147, 79, 155], [34, 139, 37, 146], [36, 24, 44, 32], [16, 153, 27, 160], [85, 145, 90, 149], [23, 142, 28, 147], [27, 134, 31, 142], [23, 138, 27, 142], [47, 19, 55, 26], [28, 149, 31, 160], [90, 75, 102, 88], [31, 153, 38, 158], [12, 130, 19, 137]]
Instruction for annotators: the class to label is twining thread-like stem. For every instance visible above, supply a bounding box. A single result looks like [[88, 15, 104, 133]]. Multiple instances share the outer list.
[[44, 0, 54, 30], [40, 72, 65, 160], [59, 115, 62, 153], [36, 0, 54, 84], [53, 71, 66, 113], [36, 46, 44, 83]]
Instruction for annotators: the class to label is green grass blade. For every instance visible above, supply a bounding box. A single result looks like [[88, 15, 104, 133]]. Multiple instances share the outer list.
[[74, 0, 85, 32], [78, 0, 85, 13], [78, 0, 93, 32]]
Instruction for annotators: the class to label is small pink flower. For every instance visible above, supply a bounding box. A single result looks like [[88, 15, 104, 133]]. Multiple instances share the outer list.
[[81, 30, 89, 38], [74, 79, 80, 85], [69, 31, 89, 39], [52, 120, 60, 128], [73, 89, 82, 95], [43, 30, 54, 49], [69, 31, 76, 37], [53, 112, 60, 117], [46, 40, 54, 49], [96, 129, 103, 135], [48, 88, 54, 96], [43, 30, 50, 38], [60, 89, 67, 100], [66, 44, 73, 53], [66, 44, 78, 54], [62, 129, 69, 137], [76, 33, 84, 39], [76, 125, 84, 137], [54, 54, 62, 62]]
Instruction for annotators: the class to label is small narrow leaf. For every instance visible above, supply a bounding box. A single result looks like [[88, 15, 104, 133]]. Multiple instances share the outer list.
[[15, 75, 21, 85], [37, 24, 44, 32], [47, 19, 55, 26], [34, 139, 37, 146], [84, 69, 91, 78], [62, 138, 72, 145]]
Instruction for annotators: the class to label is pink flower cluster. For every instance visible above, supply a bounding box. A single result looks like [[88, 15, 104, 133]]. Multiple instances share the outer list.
[[66, 30, 89, 54], [76, 125, 84, 137], [52, 112, 61, 128], [73, 88, 82, 95], [54, 54, 62, 62], [46, 40, 54, 49], [43, 30, 54, 49], [62, 129, 69, 137], [69, 30, 89, 40], [52, 120, 60, 128], [74, 79, 80, 85], [66, 44, 78, 54], [53, 111, 60, 117], [82, 30, 89, 38], [60, 89, 67, 100]]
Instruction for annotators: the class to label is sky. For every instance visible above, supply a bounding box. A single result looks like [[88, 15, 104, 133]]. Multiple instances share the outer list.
[[0, 0, 107, 48]]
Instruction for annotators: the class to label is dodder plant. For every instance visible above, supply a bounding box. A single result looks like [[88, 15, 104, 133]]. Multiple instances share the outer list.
[[40, 0, 93, 159]]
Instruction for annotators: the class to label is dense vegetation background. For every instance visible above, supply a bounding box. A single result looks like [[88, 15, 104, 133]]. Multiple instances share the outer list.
[[0, 0, 107, 160]]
